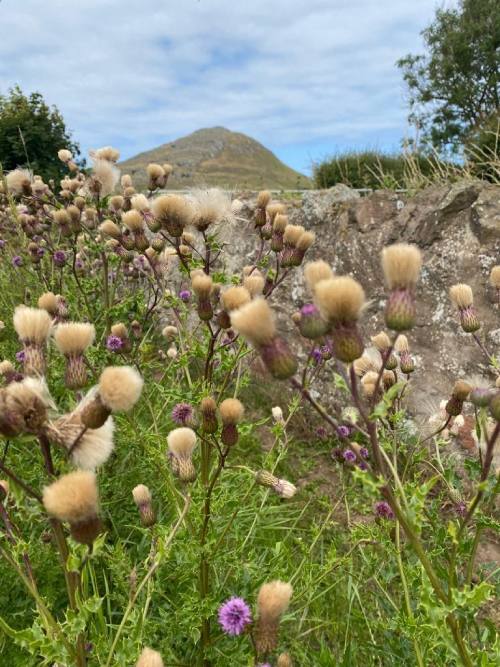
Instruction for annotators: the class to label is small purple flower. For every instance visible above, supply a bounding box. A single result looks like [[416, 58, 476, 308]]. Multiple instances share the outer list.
[[218, 596, 252, 636], [331, 447, 343, 462], [172, 402, 194, 425], [358, 460, 368, 471], [37, 247, 45, 258], [53, 250, 66, 267], [374, 501, 395, 520], [312, 348, 323, 363], [179, 289, 191, 302], [301, 303, 319, 316], [75, 259, 84, 270], [16, 350, 26, 363], [359, 447, 369, 459], [106, 335, 124, 352], [0, 239, 6, 249], [342, 449, 356, 463], [454, 501, 467, 517], [337, 425, 351, 439], [12, 255, 23, 267]]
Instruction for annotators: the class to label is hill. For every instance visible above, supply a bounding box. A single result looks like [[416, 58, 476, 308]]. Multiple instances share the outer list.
[[119, 127, 311, 190]]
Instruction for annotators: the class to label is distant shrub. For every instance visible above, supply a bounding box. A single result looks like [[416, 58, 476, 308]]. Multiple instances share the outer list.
[[313, 150, 446, 190]]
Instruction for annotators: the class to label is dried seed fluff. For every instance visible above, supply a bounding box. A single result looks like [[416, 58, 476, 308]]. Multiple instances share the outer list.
[[313, 277, 365, 322], [304, 260, 334, 292], [136, 647, 164, 667], [192, 273, 213, 297], [54, 322, 95, 355], [43, 471, 98, 522], [122, 209, 144, 231], [257, 580, 293, 621], [219, 398, 244, 424], [273, 214, 288, 231], [449, 283, 473, 309], [13, 306, 52, 343], [243, 274, 265, 297], [230, 298, 276, 346], [132, 484, 152, 506], [221, 286, 251, 312], [38, 292, 59, 315], [381, 244, 422, 289], [296, 231, 315, 250], [394, 334, 409, 352], [98, 366, 143, 412], [167, 427, 197, 456], [283, 225, 304, 246], [489, 266, 500, 289], [257, 190, 271, 208]]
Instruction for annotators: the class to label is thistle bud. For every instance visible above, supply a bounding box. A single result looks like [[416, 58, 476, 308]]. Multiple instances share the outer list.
[[132, 484, 156, 527], [449, 284, 481, 333], [255, 191, 271, 227], [255, 470, 297, 498], [296, 303, 328, 339], [445, 380, 472, 417], [313, 277, 365, 362], [167, 427, 197, 482], [381, 244, 422, 330], [201, 397, 218, 434], [254, 580, 293, 655], [231, 299, 297, 379], [219, 398, 244, 446]]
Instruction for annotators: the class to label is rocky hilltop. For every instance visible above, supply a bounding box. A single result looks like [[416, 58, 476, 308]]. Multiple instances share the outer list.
[[120, 127, 311, 190], [229, 180, 500, 415]]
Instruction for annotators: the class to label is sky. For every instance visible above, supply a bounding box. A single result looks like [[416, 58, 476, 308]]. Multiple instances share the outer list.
[[0, 0, 454, 175]]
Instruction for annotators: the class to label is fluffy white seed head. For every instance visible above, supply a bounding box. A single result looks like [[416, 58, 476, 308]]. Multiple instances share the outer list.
[[304, 261, 334, 293], [98, 366, 143, 412], [230, 298, 276, 346], [449, 283, 473, 309], [6, 169, 32, 193], [122, 209, 144, 231], [371, 331, 391, 351], [136, 647, 164, 667], [132, 484, 152, 506], [283, 225, 304, 246], [257, 580, 293, 621], [37, 292, 59, 315], [58, 149, 73, 163], [219, 398, 244, 424], [167, 427, 197, 457], [13, 306, 52, 344], [296, 231, 315, 251], [91, 159, 120, 197], [192, 273, 213, 297], [189, 188, 233, 228], [394, 335, 409, 353], [243, 274, 265, 297], [131, 194, 150, 212], [313, 277, 365, 322], [43, 471, 99, 522], [490, 266, 500, 289], [381, 244, 422, 289], [54, 322, 95, 355], [221, 286, 251, 312]]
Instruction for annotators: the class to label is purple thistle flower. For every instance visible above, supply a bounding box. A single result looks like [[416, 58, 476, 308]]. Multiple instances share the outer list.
[[0, 239, 6, 248], [15, 350, 25, 363], [218, 596, 252, 636], [37, 247, 45, 258], [106, 335, 124, 352], [312, 348, 323, 363], [331, 447, 343, 462], [301, 303, 319, 316], [342, 449, 356, 463], [454, 501, 467, 517], [12, 255, 23, 267], [53, 250, 66, 267], [179, 289, 191, 302], [336, 425, 351, 439], [75, 259, 84, 269], [359, 447, 369, 459], [358, 460, 368, 471], [171, 402, 194, 425], [374, 501, 395, 519]]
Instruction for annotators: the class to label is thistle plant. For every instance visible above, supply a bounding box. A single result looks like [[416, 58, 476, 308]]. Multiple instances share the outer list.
[[0, 150, 498, 667]]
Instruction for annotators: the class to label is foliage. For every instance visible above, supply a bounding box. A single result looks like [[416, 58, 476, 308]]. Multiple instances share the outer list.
[[0, 86, 81, 183], [312, 150, 441, 189], [397, 0, 500, 154], [0, 152, 498, 666]]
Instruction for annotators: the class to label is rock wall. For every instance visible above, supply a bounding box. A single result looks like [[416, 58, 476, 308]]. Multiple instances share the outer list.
[[233, 181, 500, 414]]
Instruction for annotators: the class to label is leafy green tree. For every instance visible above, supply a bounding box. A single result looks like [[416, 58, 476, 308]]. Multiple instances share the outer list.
[[0, 86, 81, 182], [397, 0, 500, 154]]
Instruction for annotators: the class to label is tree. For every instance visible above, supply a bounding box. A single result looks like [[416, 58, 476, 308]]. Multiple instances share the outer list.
[[397, 0, 500, 154], [0, 86, 81, 182]]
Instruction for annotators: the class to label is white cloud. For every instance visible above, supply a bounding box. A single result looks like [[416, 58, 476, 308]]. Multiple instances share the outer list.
[[0, 0, 456, 171]]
